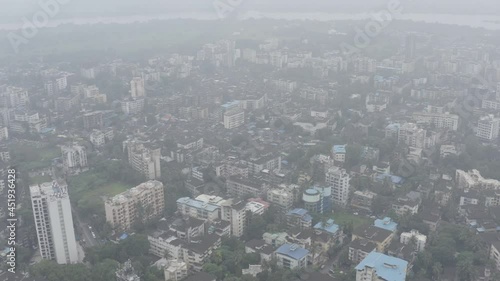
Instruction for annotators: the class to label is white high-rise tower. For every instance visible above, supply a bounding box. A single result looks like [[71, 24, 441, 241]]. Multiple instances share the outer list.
[[30, 180, 79, 264]]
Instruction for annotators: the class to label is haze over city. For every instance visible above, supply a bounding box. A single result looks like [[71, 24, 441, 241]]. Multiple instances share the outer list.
[[1, 1, 500, 281]]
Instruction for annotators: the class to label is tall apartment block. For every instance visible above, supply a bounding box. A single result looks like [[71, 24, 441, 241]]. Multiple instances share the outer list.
[[476, 115, 500, 141], [30, 181, 79, 264], [326, 166, 351, 207], [124, 140, 161, 180], [61, 144, 88, 174], [130, 77, 145, 98], [105, 180, 165, 230]]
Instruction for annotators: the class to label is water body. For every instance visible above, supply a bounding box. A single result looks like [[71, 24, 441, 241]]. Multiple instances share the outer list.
[[1, 12, 500, 31]]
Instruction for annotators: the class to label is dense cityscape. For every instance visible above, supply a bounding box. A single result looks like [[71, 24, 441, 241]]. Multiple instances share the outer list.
[[1, 2, 500, 281]]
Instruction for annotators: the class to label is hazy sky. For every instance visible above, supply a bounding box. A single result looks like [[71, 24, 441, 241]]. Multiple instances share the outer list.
[[0, 0, 499, 23]]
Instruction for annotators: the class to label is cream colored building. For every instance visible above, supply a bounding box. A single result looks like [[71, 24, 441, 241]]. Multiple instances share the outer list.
[[105, 180, 165, 230]]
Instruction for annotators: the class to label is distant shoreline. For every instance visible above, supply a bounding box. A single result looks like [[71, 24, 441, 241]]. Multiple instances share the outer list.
[[1, 12, 500, 31]]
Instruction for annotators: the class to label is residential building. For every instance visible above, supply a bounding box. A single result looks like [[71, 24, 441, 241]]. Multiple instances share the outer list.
[[240, 153, 282, 175], [440, 144, 459, 159], [231, 201, 247, 237], [223, 108, 245, 129], [61, 144, 88, 174], [392, 197, 419, 216], [124, 140, 161, 180], [351, 190, 377, 211], [83, 111, 103, 130], [456, 169, 500, 190], [148, 233, 184, 259], [385, 123, 400, 139], [400, 230, 427, 252], [332, 145, 347, 163], [30, 181, 79, 264], [130, 77, 145, 98], [122, 98, 145, 114], [349, 238, 377, 263], [355, 252, 408, 281], [181, 234, 222, 271], [302, 185, 332, 214], [176, 197, 220, 222], [398, 123, 426, 148], [352, 225, 394, 252], [412, 112, 459, 131], [476, 115, 500, 141], [326, 166, 351, 207], [226, 175, 267, 198], [105, 180, 165, 230], [286, 208, 312, 229], [275, 244, 309, 269], [374, 217, 398, 233], [0, 126, 8, 141], [164, 260, 188, 281], [267, 186, 296, 211], [90, 130, 106, 147]]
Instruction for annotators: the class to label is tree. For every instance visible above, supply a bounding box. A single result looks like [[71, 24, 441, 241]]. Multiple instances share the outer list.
[[91, 259, 120, 281], [457, 252, 476, 281], [431, 262, 443, 281]]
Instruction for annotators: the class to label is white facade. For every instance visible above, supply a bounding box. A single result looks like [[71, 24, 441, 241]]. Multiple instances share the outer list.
[[164, 260, 188, 281], [61, 144, 88, 173], [412, 112, 459, 131], [30, 181, 79, 264], [476, 115, 500, 141], [90, 130, 106, 147], [400, 230, 426, 252], [231, 202, 247, 237], [130, 77, 145, 98], [224, 108, 245, 129], [456, 169, 500, 190], [326, 167, 351, 206], [0, 126, 8, 141], [105, 181, 165, 230], [398, 123, 426, 148]]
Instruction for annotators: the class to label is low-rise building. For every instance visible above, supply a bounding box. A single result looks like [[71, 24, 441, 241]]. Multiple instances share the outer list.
[[400, 230, 426, 252], [286, 208, 313, 230], [176, 197, 220, 222], [164, 260, 188, 281], [352, 225, 394, 252], [355, 252, 408, 281], [349, 238, 377, 263], [275, 244, 309, 269]]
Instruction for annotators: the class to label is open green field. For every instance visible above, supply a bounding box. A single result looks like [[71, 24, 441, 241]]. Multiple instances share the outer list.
[[68, 167, 133, 217], [331, 210, 371, 229], [10, 144, 60, 171]]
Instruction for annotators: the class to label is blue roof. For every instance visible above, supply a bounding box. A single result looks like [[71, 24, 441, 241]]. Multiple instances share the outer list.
[[287, 208, 312, 222], [276, 244, 309, 260], [374, 217, 398, 232], [119, 233, 128, 240], [221, 101, 240, 108], [355, 252, 408, 281], [332, 144, 346, 154], [314, 219, 340, 235], [375, 173, 404, 184], [385, 123, 400, 131], [176, 197, 219, 212]]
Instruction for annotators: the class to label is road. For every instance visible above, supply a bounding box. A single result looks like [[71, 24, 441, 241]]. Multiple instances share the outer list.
[[72, 205, 100, 248]]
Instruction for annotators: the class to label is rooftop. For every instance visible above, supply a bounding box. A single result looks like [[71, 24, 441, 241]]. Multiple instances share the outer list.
[[314, 219, 340, 235], [276, 243, 309, 260], [176, 197, 220, 212], [374, 217, 398, 232], [355, 252, 408, 281]]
